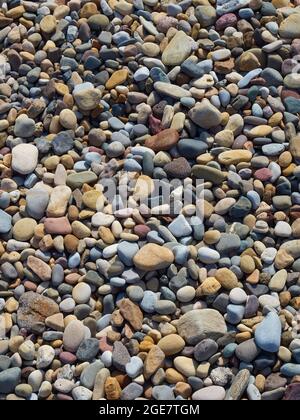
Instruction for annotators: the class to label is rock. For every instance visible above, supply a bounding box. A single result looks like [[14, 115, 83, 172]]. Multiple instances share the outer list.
[[76, 339, 99, 362], [218, 150, 252, 166], [40, 15, 57, 33], [105, 377, 122, 400], [121, 383, 143, 400], [36, 345, 55, 369], [192, 386, 226, 401], [72, 283, 91, 304], [13, 218, 37, 241], [279, 14, 300, 39], [63, 320, 85, 352], [196, 5, 216, 27], [26, 188, 49, 220], [52, 132, 74, 156], [189, 99, 222, 129], [154, 82, 191, 99], [162, 31, 192, 66], [126, 356, 144, 378], [174, 356, 197, 377], [106, 69, 128, 90], [14, 115, 35, 138], [215, 268, 239, 290], [255, 312, 282, 353], [27, 256, 52, 282], [144, 346, 165, 379], [118, 298, 143, 331], [0, 209, 12, 233], [235, 339, 260, 363], [145, 128, 180, 152], [133, 244, 174, 271], [12, 144, 38, 175], [158, 335, 185, 356], [192, 165, 227, 184], [17, 292, 59, 331], [164, 157, 192, 179], [177, 309, 227, 345], [226, 369, 251, 400], [168, 215, 192, 238], [0, 368, 21, 394], [73, 83, 102, 111], [112, 342, 131, 372], [194, 339, 218, 362]]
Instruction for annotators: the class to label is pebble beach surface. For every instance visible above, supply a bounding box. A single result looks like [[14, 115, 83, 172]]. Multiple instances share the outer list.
[[0, 0, 300, 402]]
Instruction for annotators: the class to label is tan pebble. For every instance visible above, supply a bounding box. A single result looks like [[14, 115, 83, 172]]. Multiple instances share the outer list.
[[40, 15, 57, 34], [240, 255, 256, 274], [106, 69, 129, 90], [174, 382, 192, 398], [204, 230, 221, 245], [13, 218, 37, 241], [157, 334, 185, 356], [82, 190, 104, 211], [235, 332, 252, 343], [144, 345, 165, 379], [196, 362, 210, 379], [59, 109, 77, 130], [197, 277, 221, 296], [255, 374, 265, 393], [165, 368, 186, 384], [214, 130, 234, 147], [71, 221, 91, 239], [133, 244, 174, 271], [215, 268, 239, 290], [9, 335, 24, 353]]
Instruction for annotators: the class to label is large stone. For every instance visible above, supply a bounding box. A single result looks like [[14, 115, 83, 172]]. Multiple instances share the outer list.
[[17, 292, 59, 331], [12, 144, 38, 175], [133, 244, 174, 271], [279, 14, 300, 39], [189, 99, 222, 129], [26, 187, 49, 220], [177, 309, 227, 345], [0, 368, 21, 394], [144, 345, 165, 379], [145, 128, 180, 152], [162, 31, 192, 66], [290, 136, 300, 160], [225, 369, 251, 400], [0, 209, 12, 234], [27, 256, 52, 281], [255, 312, 282, 353], [195, 5, 216, 27], [47, 186, 72, 217], [118, 298, 143, 331], [63, 320, 86, 353], [73, 83, 102, 111], [192, 165, 227, 184]]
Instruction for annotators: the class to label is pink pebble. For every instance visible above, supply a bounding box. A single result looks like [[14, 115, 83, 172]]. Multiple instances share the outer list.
[[60, 351, 77, 365], [216, 13, 237, 31], [254, 168, 273, 181]]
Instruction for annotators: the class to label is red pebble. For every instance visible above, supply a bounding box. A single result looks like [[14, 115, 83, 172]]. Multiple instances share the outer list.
[[88, 146, 104, 154], [0, 147, 10, 155], [254, 168, 273, 182], [99, 336, 113, 353], [149, 114, 163, 135], [216, 13, 237, 31], [134, 224, 151, 239], [60, 352, 77, 365]]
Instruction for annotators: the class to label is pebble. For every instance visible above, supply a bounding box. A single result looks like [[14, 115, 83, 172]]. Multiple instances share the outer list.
[[12, 144, 38, 175], [255, 312, 282, 353]]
